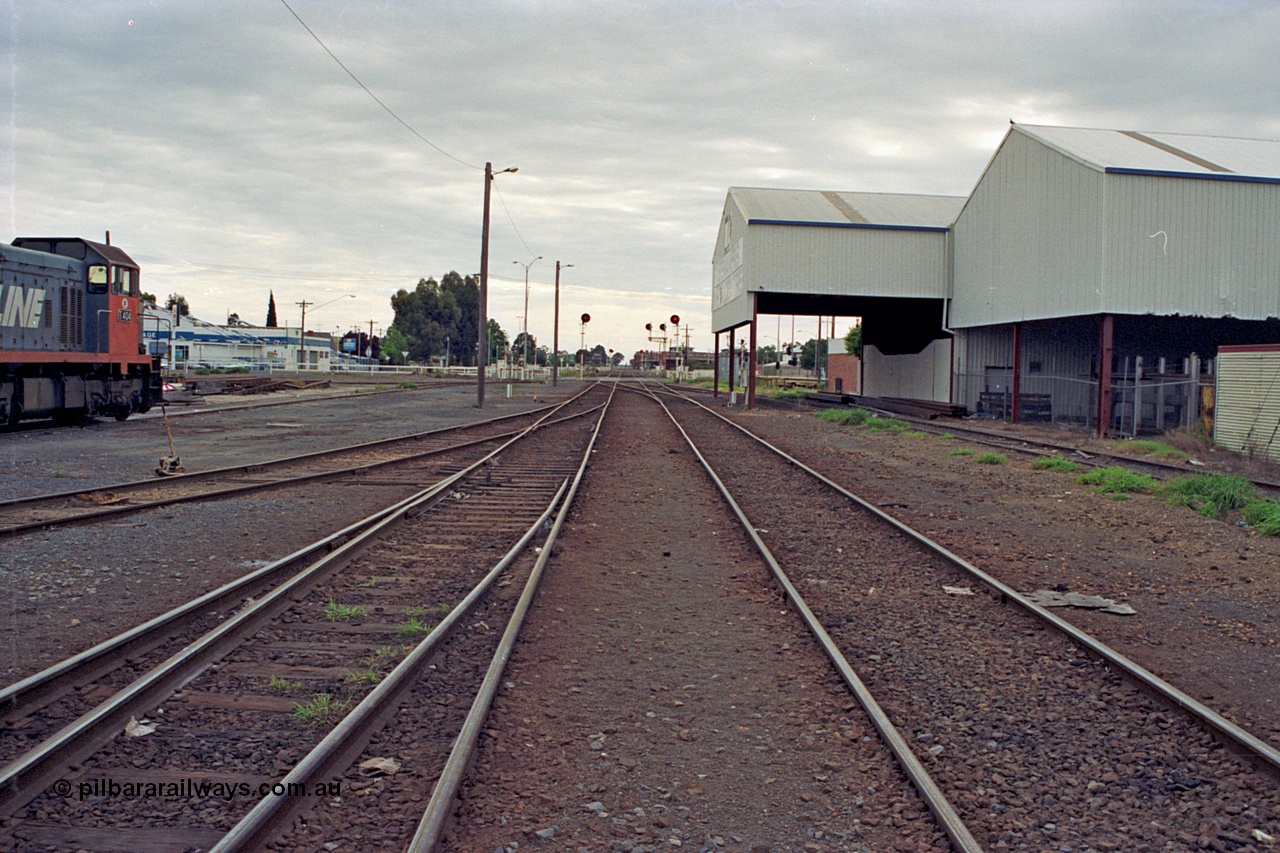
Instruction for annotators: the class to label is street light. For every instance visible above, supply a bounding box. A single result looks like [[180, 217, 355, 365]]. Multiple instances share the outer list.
[[513, 256, 542, 368], [479, 163, 518, 408], [553, 261, 572, 386]]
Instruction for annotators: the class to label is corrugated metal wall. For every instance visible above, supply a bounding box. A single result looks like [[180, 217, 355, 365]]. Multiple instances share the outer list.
[[953, 319, 1099, 426], [952, 130, 1104, 328], [1105, 174, 1280, 320], [1215, 348, 1280, 462], [748, 226, 949, 298], [712, 195, 752, 333], [863, 339, 951, 400]]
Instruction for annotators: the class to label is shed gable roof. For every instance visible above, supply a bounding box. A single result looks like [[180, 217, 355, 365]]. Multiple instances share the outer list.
[[1017, 124, 1280, 182], [728, 187, 964, 230]]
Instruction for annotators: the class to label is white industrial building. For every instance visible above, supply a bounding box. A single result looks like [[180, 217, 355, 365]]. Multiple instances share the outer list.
[[712, 123, 1280, 436], [713, 187, 965, 402]]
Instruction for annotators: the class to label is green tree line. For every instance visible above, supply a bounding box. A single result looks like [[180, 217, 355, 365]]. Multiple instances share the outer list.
[[388, 272, 482, 365]]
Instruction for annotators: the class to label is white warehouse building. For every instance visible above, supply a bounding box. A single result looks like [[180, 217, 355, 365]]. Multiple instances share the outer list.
[[712, 123, 1280, 436]]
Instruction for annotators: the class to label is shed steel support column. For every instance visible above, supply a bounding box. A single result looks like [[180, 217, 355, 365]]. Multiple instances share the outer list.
[[1097, 313, 1114, 438], [728, 328, 736, 402], [713, 332, 720, 398], [747, 294, 758, 409], [1011, 322, 1022, 424]]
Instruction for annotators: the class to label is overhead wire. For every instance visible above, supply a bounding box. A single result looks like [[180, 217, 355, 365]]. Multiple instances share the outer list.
[[493, 184, 537, 259], [279, 0, 481, 172], [278, 0, 545, 288]]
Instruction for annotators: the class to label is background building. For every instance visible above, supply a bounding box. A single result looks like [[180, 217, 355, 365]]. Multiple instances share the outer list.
[[713, 123, 1280, 435]]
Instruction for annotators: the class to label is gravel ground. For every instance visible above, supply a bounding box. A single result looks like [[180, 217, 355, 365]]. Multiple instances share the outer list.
[[449, 389, 946, 853], [0, 380, 580, 684], [733, 403, 1280, 745], [3, 380, 1277, 852]]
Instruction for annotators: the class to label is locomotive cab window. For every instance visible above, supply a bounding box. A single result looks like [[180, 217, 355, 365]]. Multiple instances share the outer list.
[[88, 264, 108, 294], [112, 266, 137, 297]]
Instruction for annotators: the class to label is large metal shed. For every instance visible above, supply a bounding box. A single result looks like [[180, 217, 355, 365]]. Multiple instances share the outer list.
[[951, 123, 1280, 435], [712, 187, 965, 406]]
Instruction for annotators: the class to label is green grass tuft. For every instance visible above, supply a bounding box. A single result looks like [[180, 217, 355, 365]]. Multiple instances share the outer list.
[[395, 617, 433, 637], [862, 416, 909, 433], [1119, 439, 1188, 460], [1162, 472, 1258, 518], [267, 676, 303, 693], [1077, 466, 1158, 495], [818, 408, 870, 426], [974, 452, 1007, 465], [948, 448, 975, 457], [938, 433, 956, 440], [762, 387, 806, 400], [1243, 500, 1280, 536], [1031, 456, 1079, 473], [345, 666, 382, 685], [323, 599, 366, 622], [291, 693, 350, 724]]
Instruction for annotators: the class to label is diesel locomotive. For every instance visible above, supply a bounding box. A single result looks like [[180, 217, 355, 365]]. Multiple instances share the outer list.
[[0, 236, 162, 424]]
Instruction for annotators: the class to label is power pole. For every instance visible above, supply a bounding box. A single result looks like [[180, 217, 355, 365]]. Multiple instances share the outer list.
[[296, 300, 312, 370], [478, 162, 517, 408], [554, 261, 572, 386]]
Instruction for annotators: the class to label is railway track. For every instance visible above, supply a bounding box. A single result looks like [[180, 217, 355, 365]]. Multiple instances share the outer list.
[[0, 385, 613, 851], [796, 392, 1280, 496], [0, 389, 590, 539], [640, 382, 1280, 852]]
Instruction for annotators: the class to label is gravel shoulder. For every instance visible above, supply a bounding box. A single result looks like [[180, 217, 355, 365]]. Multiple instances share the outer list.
[[734, 404, 1280, 745]]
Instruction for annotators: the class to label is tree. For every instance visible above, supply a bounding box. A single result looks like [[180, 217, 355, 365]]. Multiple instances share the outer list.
[[486, 318, 508, 364], [266, 291, 278, 328], [226, 312, 249, 327], [389, 273, 479, 364], [441, 272, 478, 364], [843, 324, 862, 357], [757, 344, 778, 365], [165, 293, 190, 317], [590, 344, 608, 366], [381, 326, 409, 365], [512, 332, 538, 364], [799, 338, 819, 371], [140, 291, 157, 306]]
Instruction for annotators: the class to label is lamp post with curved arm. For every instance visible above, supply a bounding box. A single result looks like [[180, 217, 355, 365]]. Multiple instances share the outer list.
[[513, 256, 542, 367], [478, 163, 518, 408], [553, 261, 572, 386]]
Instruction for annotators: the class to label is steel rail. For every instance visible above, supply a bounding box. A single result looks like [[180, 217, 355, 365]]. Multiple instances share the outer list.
[[408, 383, 617, 852], [802, 393, 1280, 494], [0, 393, 606, 816], [0, 390, 596, 539], [0, 493, 407, 720], [657, 383, 1280, 775], [209, 477, 574, 853], [142, 379, 462, 422], [0, 401, 603, 722], [641, 385, 985, 853], [0, 386, 586, 512]]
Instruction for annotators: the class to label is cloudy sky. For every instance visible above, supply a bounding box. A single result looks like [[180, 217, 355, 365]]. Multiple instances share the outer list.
[[4, 1, 1279, 357]]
